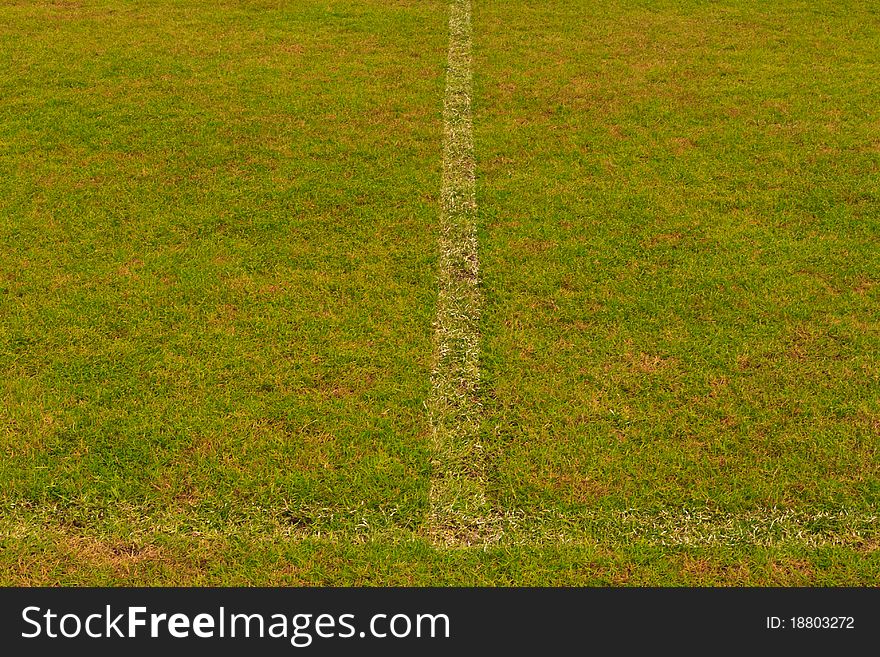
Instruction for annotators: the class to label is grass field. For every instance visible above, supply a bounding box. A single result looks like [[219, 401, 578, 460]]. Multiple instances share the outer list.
[[1, 0, 878, 585]]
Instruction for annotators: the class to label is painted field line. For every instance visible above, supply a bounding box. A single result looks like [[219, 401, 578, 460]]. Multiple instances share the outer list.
[[4, 505, 876, 550], [426, 0, 500, 547], [494, 507, 880, 549]]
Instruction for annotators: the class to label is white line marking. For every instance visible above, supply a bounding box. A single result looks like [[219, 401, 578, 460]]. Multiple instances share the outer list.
[[6, 505, 876, 549], [426, 0, 500, 547]]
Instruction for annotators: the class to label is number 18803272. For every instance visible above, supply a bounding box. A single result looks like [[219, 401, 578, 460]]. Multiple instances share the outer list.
[[766, 616, 855, 630]]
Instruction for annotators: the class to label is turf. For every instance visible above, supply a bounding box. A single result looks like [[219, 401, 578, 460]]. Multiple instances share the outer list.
[[476, 0, 879, 519], [1, 0, 878, 585], [1, 0, 446, 536]]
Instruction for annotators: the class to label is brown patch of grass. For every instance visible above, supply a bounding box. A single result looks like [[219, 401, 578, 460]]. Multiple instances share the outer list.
[[768, 559, 816, 585], [208, 303, 238, 334], [555, 337, 574, 351], [510, 237, 556, 254], [708, 375, 728, 398], [3, 533, 177, 585], [852, 275, 876, 295], [642, 232, 683, 248], [607, 124, 627, 140], [607, 563, 635, 585], [279, 42, 305, 55], [678, 555, 752, 585], [267, 562, 311, 586], [627, 352, 676, 374], [258, 283, 285, 295], [117, 258, 144, 278], [669, 136, 696, 154], [548, 472, 608, 503]]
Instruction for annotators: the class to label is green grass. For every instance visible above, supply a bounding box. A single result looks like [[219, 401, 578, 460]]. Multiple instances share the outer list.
[[1, 0, 446, 540], [1, 0, 878, 585], [476, 0, 879, 517]]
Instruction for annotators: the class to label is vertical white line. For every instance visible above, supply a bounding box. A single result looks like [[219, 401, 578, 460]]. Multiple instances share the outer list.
[[427, 0, 498, 546]]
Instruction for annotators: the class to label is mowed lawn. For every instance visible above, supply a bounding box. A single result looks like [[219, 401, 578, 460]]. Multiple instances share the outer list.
[[1, 0, 878, 585], [0, 0, 448, 579], [476, 0, 879, 567]]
